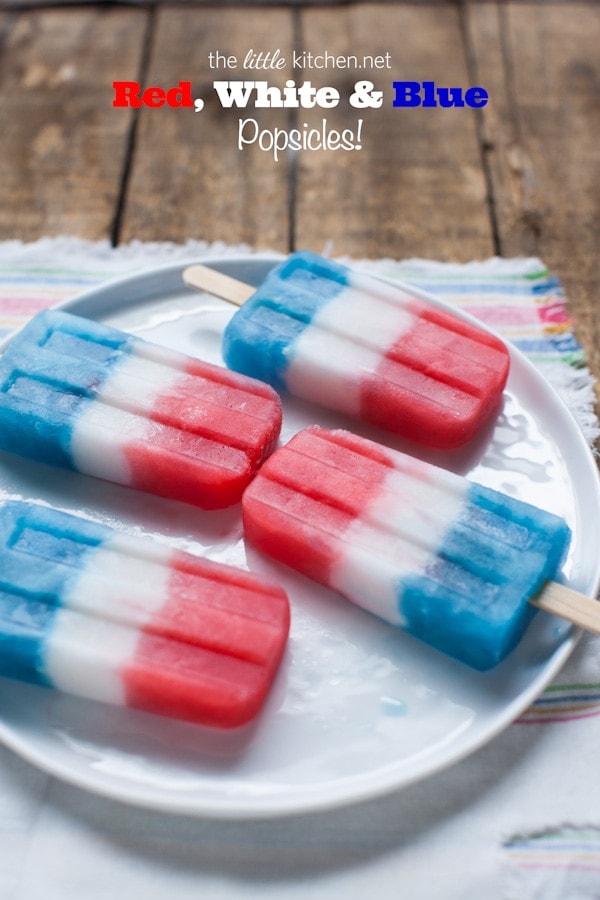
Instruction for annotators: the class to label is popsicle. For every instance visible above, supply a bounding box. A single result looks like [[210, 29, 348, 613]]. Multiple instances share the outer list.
[[0, 500, 290, 727], [184, 251, 510, 449], [0, 309, 282, 508], [241, 426, 582, 671]]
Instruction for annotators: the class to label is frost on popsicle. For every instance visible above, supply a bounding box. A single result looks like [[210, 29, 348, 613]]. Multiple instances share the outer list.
[[0, 501, 290, 728], [222, 251, 510, 449], [242, 426, 572, 671], [0, 310, 282, 508]]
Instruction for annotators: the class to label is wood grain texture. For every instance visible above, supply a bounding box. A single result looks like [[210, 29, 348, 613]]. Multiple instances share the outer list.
[[0, 7, 147, 240], [293, 4, 495, 260], [119, 7, 294, 251], [466, 2, 600, 388]]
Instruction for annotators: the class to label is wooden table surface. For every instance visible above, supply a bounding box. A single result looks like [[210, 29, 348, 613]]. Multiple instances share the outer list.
[[1, 0, 599, 418]]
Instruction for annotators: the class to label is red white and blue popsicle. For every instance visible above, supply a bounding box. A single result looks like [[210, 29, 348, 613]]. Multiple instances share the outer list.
[[242, 427, 573, 670], [189, 251, 511, 449], [0, 309, 282, 508], [0, 501, 290, 727]]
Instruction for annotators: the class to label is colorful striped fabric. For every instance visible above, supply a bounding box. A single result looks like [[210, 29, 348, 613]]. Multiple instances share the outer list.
[[504, 826, 600, 896], [0, 261, 120, 337], [517, 682, 600, 724]]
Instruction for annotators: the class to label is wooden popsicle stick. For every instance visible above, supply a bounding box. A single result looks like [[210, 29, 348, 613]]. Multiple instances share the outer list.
[[183, 264, 254, 307], [185, 264, 600, 639], [532, 582, 600, 634]]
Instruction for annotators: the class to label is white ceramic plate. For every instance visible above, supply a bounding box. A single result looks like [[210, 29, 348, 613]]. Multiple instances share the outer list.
[[0, 256, 598, 819]]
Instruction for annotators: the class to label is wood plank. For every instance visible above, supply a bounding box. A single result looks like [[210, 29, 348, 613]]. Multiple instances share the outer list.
[[466, 2, 600, 386], [119, 8, 294, 252], [1, 0, 461, 7], [293, 4, 495, 260], [0, 7, 147, 240]]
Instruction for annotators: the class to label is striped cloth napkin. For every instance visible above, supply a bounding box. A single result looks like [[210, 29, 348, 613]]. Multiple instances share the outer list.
[[0, 237, 599, 900]]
